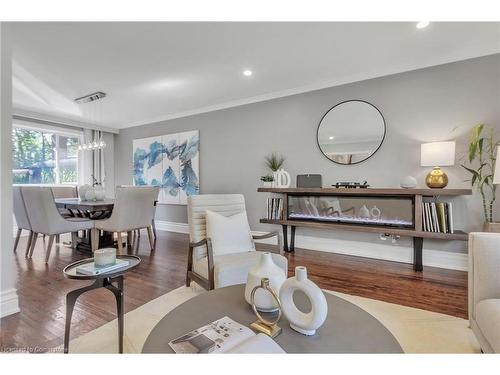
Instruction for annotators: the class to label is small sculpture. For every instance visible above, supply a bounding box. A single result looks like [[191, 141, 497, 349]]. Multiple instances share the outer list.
[[400, 175, 417, 189], [249, 278, 282, 338], [359, 204, 371, 219], [279, 266, 327, 336]]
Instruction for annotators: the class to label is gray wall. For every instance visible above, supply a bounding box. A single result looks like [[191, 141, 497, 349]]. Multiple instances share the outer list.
[[115, 54, 500, 255]]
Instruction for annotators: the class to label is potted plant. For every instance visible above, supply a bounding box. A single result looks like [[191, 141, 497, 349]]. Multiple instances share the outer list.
[[462, 124, 499, 232], [260, 175, 274, 188], [265, 153, 286, 172], [264, 153, 291, 188]]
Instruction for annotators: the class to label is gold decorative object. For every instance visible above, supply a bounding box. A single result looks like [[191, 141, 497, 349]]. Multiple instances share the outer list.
[[425, 167, 448, 188], [250, 278, 282, 338], [421, 141, 456, 189]]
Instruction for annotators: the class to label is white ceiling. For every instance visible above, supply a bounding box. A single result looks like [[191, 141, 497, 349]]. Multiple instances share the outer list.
[[11, 22, 500, 130]]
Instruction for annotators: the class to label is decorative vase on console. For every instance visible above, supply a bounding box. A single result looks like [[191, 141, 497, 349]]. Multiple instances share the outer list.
[[245, 252, 286, 312], [273, 168, 291, 188], [279, 266, 328, 336]]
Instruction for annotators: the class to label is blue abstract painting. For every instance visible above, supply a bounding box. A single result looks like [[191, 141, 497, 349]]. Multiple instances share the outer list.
[[133, 130, 199, 204]]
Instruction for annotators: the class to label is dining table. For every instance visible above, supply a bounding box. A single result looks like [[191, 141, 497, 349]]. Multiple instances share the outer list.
[[55, 198, 116, 252], [54, 198, 158, 253]]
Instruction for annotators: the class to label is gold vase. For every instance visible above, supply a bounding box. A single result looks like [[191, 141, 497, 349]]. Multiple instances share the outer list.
[[425, 167, 448, 188]]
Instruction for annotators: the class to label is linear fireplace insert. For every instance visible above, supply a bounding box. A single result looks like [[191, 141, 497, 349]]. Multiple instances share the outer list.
[[287, 195, 414, 228]]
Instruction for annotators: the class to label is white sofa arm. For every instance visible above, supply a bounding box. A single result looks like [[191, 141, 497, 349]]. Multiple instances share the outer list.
[[468, 232, 500, 322]]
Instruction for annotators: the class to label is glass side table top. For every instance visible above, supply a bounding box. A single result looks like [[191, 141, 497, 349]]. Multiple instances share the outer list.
[[63, 255, 141, 280]]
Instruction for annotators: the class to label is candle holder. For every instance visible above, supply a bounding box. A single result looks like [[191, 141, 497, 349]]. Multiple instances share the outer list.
[[250, 278, 282, 338]]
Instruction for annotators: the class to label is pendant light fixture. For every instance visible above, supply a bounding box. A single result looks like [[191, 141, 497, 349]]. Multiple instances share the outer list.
[[76, 91, 107, 151]]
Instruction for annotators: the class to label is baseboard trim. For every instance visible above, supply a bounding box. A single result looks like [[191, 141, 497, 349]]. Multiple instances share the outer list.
[[155, 220, 189, 234], [155, 220, 467, 271], [0, 289, 20, 318]]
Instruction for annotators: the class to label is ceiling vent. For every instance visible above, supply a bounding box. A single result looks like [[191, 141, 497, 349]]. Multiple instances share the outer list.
[[74, 91, 107, 104]]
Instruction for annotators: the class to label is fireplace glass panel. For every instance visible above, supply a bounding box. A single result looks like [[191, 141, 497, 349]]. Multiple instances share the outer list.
[[288, 195, 414, 228]]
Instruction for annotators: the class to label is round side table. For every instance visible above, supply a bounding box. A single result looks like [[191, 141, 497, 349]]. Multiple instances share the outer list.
[[62, 255, 141, 353]]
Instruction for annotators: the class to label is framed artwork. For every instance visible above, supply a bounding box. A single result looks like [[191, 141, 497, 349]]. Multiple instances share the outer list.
[[133, 130, 199, 204]]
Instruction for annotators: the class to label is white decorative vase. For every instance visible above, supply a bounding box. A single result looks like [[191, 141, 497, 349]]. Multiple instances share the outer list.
[[245, 252, 286, 312], [85, 186, 96, 201], [273, 168, 291, 188], [400, 175, 417, 189], [79, 184, 90, 201], [359, 204, 370, 219], [94, 185, 105, 201], [279, 266, 328, 336], [370, 206, 381, 220]]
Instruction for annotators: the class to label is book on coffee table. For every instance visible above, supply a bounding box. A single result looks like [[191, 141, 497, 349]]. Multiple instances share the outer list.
[[168, 316, 284, 354], [76, 259, 129, 276]]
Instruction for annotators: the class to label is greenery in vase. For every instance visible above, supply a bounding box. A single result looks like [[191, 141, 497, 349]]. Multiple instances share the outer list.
[[260, 175, 274, 182], [461, 124, 499, 222], [265, 153, 285, 172]]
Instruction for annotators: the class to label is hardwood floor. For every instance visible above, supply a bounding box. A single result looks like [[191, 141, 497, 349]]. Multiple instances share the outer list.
[[0, 230, 467, 352]]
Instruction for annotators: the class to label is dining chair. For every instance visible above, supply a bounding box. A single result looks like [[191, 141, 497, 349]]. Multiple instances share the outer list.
[[93, 186, 159, 253], [186, 194, 287, 290], [117, 185, 158, 241], [51, 185, 79, 221], [13, 186, 33, 255], [21, 186, 95, 263]]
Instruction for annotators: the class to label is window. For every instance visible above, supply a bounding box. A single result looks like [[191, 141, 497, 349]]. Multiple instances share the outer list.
[[12, 125, 81, 185]]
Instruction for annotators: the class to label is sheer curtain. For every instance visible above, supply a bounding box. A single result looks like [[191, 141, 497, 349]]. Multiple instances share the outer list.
[[79, 129, 106, 187]]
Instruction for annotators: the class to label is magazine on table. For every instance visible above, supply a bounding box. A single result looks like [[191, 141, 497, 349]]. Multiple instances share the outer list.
[[76, 258, 129, 275], [168, 316, 285, 354]]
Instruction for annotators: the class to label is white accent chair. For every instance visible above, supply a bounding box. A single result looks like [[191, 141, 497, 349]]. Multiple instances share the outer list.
[[186, 194, 287, 290], [21, 186, 95, 263], [13, 186, 33, 255], [93, 186, 159, 253], [469, 232, 500, 353]]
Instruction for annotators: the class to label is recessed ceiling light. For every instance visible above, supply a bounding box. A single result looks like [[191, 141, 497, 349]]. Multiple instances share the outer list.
[[416, 21, 430, 29], [329, 136, 334, 140], [243, 70, 253, 77]]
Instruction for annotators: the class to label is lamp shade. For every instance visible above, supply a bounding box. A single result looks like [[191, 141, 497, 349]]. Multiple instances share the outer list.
[[420, 141, 456, 167], [494, 148, 500, 184]]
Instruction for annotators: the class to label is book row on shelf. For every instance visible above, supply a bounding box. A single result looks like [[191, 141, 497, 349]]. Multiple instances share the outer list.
[[266, 198, 283, 220], [422, 201, 454, 234]]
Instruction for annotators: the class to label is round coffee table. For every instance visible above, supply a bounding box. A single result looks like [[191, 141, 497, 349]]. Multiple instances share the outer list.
[[63, 255, 141, 354], [142, 284, 403, 353]]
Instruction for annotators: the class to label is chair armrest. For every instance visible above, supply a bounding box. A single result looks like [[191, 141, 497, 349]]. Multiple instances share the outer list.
[[252, 231, 279, 240], [189, 238, 209, 249], [188, 237, 215, 289]]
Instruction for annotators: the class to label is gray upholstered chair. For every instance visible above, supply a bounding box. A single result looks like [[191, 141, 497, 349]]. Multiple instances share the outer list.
[[94, 186, 159, 253], [50, 185, 79, 241], [186, 194, 287, 290], [21, 186, 95, 263], [13, 186, 33, 255], [469, 232, 500, 353], [117, 185, 158, 241], [50, 185, 78, 199]]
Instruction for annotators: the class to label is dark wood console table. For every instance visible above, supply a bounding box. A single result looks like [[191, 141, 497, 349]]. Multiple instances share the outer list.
[[258, 187, 472, 271]]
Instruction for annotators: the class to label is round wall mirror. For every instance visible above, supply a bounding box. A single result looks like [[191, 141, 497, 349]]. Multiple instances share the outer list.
[[317, 100, 386, 165]]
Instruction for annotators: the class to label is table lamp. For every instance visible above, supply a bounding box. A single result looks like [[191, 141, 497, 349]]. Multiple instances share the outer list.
[[421, 141, 456, 188]]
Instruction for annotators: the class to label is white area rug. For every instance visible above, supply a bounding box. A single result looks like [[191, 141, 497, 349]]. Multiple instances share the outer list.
[[66, 285, 480, 354]]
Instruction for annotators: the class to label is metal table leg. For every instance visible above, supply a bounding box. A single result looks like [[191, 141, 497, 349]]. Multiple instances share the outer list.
[[64, 276, 125, 353]]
